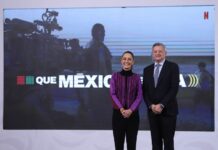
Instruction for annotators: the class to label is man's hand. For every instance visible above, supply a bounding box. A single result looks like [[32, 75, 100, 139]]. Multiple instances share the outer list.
[[151, 104, 163, 114]]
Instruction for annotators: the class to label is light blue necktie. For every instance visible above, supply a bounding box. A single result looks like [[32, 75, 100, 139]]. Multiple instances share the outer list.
[[154, 64, 160, 87]]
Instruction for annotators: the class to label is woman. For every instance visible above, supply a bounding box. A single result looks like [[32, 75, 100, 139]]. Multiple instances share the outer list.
[[110, 51, 142, 150]]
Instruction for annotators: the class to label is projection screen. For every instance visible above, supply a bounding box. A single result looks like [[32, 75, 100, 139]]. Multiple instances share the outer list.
[[3, 6, 214, 131]]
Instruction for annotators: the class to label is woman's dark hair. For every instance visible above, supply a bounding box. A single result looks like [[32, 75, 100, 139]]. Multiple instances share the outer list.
[[121, 50, 135, 60]]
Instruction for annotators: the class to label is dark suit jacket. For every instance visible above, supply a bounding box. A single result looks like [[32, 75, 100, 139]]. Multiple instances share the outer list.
[[142, 60, 180, 116]]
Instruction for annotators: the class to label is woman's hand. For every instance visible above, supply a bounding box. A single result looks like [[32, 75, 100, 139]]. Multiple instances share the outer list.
[[120, 108, 133, 118]]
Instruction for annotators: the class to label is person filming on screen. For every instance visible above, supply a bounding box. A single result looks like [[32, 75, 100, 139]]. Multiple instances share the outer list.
[[110, 51, 142, 150], [142, 43, 180, 150]]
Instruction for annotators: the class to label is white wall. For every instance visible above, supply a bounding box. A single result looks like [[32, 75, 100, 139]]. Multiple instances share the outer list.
[[0, 0, 217, 150]]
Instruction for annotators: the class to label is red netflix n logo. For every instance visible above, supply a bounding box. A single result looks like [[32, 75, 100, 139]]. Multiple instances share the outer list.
[[204, 11, 209, 20]]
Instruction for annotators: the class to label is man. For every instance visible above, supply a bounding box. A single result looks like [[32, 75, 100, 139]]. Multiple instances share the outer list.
[[85, 23, 112, 75], [142, 42, 180, 150], [84, 23, 112, 129]]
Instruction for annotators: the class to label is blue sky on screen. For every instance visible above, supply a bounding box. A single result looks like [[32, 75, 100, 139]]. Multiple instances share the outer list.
[[4, 6, 215, 56]]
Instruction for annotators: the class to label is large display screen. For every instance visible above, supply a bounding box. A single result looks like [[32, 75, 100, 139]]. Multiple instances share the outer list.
[[3, 6, 214, 130]]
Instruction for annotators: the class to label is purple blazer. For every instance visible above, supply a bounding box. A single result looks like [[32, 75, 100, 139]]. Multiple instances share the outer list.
[[110, 72, 142, 111]]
